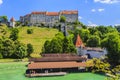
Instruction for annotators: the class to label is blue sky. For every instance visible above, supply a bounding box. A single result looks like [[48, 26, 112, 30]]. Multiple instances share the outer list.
[[0, 0, 120, 26]]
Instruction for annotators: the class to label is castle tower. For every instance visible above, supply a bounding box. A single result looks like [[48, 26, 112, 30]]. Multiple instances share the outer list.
[[10, 17, 15, 28], [75, 34, 85, 55]]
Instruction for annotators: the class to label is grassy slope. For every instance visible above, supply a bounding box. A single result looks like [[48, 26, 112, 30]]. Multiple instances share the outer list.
[[0, 26, 59, 54], [18, 27, 59, 54]]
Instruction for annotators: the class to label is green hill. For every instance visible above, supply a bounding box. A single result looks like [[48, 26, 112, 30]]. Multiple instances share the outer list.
[[0, 26, 59, 55]]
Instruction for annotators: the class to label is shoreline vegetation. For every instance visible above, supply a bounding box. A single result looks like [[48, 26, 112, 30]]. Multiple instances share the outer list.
[[0, 58, 28, 63]]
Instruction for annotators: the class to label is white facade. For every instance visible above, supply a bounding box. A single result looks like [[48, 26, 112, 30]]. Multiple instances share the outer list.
[[30, 14, 46, 25], [78, 47, 107, 59], [10, 21, 15, 27], [61, 14, 78, 22], [46, 15, 59, 23], [20, 10, 78, 26], [10, 17, 15, 28]]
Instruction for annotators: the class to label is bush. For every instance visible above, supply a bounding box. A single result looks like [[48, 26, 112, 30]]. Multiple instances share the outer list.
[[9, 28, 19, 41], [27, 29, 33, 34], [27, 43, 34, 56]]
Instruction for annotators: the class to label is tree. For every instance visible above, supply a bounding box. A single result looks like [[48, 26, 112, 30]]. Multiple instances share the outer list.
[[87, 35, 100, 47], [1, 39, 15, 58], [0, 38, 3, 59], [43, 40, 51, 53], [27, 43, 34, 56], [63, 37, 76, 53], [0, 53, 3, 59], [42, 33, 76, 54], [15, 21, 21, 26], [14, 43, 27, 59], [9, 28, 19, 41], [79, 29, 90, 43], [74, 20, 80, 25], [60, 16, 66, 23], [50, 38, 63, 53], [92, 58, 111, 73], [101, 33, 120, 65], [96, 26, 108, 35], [27, 29, 33, 34], [88, 27, 98, 35]]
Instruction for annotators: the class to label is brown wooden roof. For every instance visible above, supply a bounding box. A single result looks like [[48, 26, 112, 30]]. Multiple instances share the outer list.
[[29, 54, 87, 62], [28, 62, 87, 69]]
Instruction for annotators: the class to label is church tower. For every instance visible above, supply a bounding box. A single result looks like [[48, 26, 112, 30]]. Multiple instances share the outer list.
[[10, 17, 15, 28], [75, 34, 84, 55]]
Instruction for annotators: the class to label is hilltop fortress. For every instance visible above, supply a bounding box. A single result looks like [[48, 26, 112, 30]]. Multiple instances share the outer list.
[[20, 10, 78, 26]]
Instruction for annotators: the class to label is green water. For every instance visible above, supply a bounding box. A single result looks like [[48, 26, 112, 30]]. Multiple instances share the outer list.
[[0, 62, 106, 80]]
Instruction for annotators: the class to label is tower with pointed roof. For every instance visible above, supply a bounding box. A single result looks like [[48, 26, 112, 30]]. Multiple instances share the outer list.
[[75, 34, 85, 55], [10, 17, 15, 28]]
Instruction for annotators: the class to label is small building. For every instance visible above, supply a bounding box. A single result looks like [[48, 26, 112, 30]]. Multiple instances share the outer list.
[[75, 34, 107, 59], [75, 34, 85, 55], [10, 17, 15, 28], [26, 54, 89, 77]]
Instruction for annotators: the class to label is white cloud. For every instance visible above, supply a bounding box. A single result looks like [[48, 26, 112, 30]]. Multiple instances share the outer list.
[[91, 8, 105, 12], [78, 16, 82, 20], [115, 24, 120, 26], [94, 0, 120, 4], [0, 0, 3, 5], [91, 9, 96, 12], [88, 21, 98, 27], [98, 8, 105, 12]]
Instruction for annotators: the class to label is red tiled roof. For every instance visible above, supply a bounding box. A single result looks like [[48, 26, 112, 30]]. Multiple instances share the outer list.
[[61, 10, 78, 15], [46, 12, 59, 16], [31, 12, 46, 14], [75, 34, 85, 47], [10, 17, 15, 22], [28, 61, 87, 69]]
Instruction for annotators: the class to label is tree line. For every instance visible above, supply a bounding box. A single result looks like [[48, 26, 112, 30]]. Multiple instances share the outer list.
[[0, 28, 33, 59], [42, 32, 76, 54]]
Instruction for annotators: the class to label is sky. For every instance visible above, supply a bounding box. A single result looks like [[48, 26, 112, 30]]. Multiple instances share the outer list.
[[0, 0, 120, 26]]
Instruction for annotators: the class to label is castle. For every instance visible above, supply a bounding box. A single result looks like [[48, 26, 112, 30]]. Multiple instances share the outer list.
[[20, 10, 78, 26]]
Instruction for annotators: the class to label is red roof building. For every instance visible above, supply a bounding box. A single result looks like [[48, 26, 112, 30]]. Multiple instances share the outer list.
[[26, 54, 90, 77], [75, 34, 85, 47], [10, 17, 15, 22]]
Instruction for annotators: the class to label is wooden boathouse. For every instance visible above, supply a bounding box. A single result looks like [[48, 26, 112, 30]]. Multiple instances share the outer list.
[[26, 54, 89, 77]]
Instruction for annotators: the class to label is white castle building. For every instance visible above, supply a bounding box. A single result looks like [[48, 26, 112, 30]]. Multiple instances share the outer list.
[[20, 10, 78, 26], [75, 34, 107, 59]]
